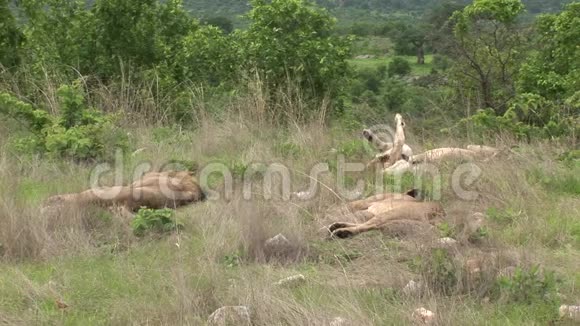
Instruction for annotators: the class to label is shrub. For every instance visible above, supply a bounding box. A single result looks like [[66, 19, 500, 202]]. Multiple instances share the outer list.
[[222, 251, 242, 268], [0, 0, 23, 67], [527, 166, 580, 196], [387, 57, 411, 76], [417, 248, 458, 295], [437, 221, 457, 238], [460, 103, 578, 141], [468, 226, 489, 243], [203, 16, 234, 34], [131, 208, 183, 237], [432, 54, 451, 71], [354, 67, 384, 94], [380, 78, 409, 110], [274, 141, 303, 158], [0, 83, 128, 161], [486, 207, 520, 225], [169, 25, 239, 86], [495, 265, 559, 305], [336, 139, 372, 158], [239, 0, 351, 106]]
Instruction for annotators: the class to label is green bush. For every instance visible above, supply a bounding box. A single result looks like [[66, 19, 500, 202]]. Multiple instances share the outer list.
[[387, 57, 411, 76], [169, 25, 239, 85], [0, 83, 128, 161], [495, 266, 559, 305], [131, 208, 183, 237], [432, 54, 451, 71], [419, 248, 458, 295], [336, 139, 372, 158], [203, 16, 234, 34], [527, 167, 580, 196], [222, 251, 242, 268], [239, 0, 351, 106], [460, 102, 578, 141], [437, 221, 457, 238], [274, 141, 303, 158], [0, 0, 23, 67]]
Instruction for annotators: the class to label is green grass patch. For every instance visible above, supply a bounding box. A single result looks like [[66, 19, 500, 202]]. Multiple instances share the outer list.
[[16, 179, 54, 204], [348, 55, 434, 76], [528, 166, 580, 196]]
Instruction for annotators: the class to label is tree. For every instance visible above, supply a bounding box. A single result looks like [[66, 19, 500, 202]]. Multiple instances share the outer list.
[[92, 0, 163, 77], [0, 0, 23, 68], [16, 0, 94, 74], [450, 0, 527, 113], [425, 1, 467, 55], [239, 0, 351, 106], [518, 2, 580, 100], [203, 16, 234, 34], [392, 20, 429, 64], [170, 26, 239, 85], [388, 57, 412, 76]]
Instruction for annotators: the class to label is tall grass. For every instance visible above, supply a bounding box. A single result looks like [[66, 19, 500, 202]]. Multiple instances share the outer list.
[[0, 74, 579, 325]]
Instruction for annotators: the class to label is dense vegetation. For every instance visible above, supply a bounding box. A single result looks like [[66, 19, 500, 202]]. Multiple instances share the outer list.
[[0, 0, 578, 324]]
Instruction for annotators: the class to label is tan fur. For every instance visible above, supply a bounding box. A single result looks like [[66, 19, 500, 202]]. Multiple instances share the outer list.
[[327, 190, 445, 238], [410, 147, 478, 164], [45, 171, 205, 212], [362, 128, 413, 164], [364, 114, 499, 171], [387, 114, 406, 166], [466, 145, 499, 155]]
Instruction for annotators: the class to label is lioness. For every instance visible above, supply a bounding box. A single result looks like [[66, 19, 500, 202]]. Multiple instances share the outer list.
[[45, 170, 205, 212], [326, 189, 445, 239], [363, 128, 413, 163]]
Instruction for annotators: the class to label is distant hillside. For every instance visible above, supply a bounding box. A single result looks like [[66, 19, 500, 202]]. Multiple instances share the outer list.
[[316, 0, 573, 14], [183, 0, 249, 21], [182, 0, 574, 22]]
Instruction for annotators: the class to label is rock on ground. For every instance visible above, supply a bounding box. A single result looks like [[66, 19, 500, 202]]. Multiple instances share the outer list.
[[207, 306, 251, 326], [413, 307, 435, 324], [265, 233, 290, 249], [329, 316, 349, 326], [437, 237, 458, 247], [402, 280, 423, 297], [559, 305, 580, 321], [274, 274, 306, 287]]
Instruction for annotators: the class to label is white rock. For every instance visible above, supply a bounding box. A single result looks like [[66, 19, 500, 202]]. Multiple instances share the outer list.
[[293, 191, 312, 200], [274, 274, 306, 287], [265, 233, 290, 248], [413, 307, 435, 324], [402, 280, 423, 296], [437, 237, 458, 246], [329, 316, 348, 326], [559, 305, 580, 321], [498, 266, 517, 278], [207, 306, 251, 326]]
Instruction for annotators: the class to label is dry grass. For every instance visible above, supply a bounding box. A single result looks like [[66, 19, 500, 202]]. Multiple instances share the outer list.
[[0, 81, 579, 325]]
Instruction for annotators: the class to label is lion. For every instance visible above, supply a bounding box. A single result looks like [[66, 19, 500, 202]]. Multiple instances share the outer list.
[[44, 170, 205, 213], [325, 189, 445, 239], [363, 128, 413, 164], [364, 114, 500, 173]]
